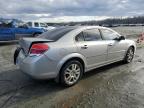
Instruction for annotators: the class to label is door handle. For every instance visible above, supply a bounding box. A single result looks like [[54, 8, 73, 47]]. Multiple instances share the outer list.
[[108, 43, 113, 46], [81, 45, 88, 49]]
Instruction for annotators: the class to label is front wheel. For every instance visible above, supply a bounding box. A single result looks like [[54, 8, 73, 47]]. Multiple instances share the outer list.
[[60, 60, 83, 87], [123, 47, 134, 63]]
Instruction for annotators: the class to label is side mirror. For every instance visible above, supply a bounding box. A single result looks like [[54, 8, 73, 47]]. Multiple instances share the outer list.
[[114, 36, 125, 41], [119, 35, 125, 40]]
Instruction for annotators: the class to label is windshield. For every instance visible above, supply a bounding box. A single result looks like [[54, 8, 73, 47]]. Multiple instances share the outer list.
[[27, 22, 32, 27], [38, 27, 75, 41]]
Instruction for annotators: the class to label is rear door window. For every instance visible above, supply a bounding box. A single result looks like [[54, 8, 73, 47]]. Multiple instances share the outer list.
[[75, 32, 84, 42], [83, 29, 102, 41]]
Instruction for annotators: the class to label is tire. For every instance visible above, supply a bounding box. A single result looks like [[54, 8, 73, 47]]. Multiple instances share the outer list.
[[60, 60, 83, 87], [123, 47, 134, 63], [33, 33, 40, 37], [14, 47, 21, 64]]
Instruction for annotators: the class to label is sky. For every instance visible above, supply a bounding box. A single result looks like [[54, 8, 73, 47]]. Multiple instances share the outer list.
[[0, 0, 144, 22]]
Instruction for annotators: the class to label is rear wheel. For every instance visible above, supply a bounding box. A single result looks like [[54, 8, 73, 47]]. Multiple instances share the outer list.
[[123, 47, 134, 63], [60, 60, 83, 87], [33, 33, 40, 37]]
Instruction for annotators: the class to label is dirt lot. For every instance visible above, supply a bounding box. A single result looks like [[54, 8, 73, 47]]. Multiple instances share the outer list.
[[0, 27, 144, 108], [113, 26, 144, 38]]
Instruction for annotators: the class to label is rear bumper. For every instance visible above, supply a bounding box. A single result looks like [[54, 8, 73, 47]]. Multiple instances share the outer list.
[[17, 50, 58, 79]]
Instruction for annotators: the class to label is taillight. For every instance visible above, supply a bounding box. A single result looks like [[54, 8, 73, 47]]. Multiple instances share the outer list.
[[29, 43, 49, 55]]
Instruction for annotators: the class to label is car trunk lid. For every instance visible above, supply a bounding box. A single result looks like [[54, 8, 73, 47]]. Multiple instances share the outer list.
[[19, 38, 53, 55]]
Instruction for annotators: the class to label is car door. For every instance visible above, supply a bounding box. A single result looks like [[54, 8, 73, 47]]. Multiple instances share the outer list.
[[0, 27, 15, 41], [100, 29, 127, 62], [75, 28, 108, 69], [15, 26, 32, 39]]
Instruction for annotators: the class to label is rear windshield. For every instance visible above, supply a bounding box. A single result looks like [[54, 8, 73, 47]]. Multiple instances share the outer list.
[[38, 27, 75, 41]]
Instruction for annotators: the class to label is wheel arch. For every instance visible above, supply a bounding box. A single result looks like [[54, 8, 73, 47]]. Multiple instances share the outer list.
[[60, 57, 85, 71], [123, 45, 136, 61], [55, 54, 87, 83], [58, 57, 85, 86], [57, 53, 87, 75], [127, 44, 136, 55], [125, 40, 136, 57], [129, 45, 135, 52], [33, 32, 42, 37], [128, 40, 136, 53]]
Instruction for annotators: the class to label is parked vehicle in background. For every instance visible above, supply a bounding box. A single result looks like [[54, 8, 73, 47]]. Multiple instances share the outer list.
[[14, 26, 136, 87], [0, 20, 44, 41], [27, 21, 56, 31]]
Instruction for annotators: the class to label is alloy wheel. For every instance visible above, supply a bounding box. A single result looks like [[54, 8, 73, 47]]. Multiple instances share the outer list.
[[64, 63, 81, 85], [126, 48, 134, 63]]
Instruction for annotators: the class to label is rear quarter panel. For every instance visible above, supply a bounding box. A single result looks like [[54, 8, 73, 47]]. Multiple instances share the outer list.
[[44, 40, 87, 74]]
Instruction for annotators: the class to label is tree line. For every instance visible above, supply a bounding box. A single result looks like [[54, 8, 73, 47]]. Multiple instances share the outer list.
[[47, 16, 144, 26], [1, 16, 144, 27]]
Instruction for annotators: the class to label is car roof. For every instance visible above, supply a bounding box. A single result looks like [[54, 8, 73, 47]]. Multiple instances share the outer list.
[[57, 26, 108, 30]]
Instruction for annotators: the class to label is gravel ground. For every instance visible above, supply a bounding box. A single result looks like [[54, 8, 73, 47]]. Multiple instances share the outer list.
[[0, 27, 144, 108], [112, 26, 144, 38]]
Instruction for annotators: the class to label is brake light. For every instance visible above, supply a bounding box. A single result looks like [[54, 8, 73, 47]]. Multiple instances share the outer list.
[[30, 43, 49, 55]]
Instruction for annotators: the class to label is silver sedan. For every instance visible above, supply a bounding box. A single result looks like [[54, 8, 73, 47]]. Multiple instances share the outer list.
[[14, 26, 136, 86]]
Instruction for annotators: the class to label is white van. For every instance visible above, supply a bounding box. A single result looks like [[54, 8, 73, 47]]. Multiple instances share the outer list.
[[27, 22, 55, 31]]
